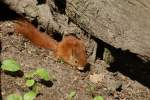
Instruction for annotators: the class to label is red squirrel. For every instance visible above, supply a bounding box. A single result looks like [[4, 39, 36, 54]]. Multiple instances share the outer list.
[[13, 20, 87, 70]]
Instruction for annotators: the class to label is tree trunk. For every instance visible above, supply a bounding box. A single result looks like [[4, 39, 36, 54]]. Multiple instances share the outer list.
[[65, 0, 150, 59]]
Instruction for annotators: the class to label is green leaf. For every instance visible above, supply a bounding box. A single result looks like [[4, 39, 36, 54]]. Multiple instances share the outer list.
[[68, 91, 76, 100], [32, 83, 40, 94], [1, 59, 21, 72], [93, 96, 104, 100], [35, 68, 49, 81], [23, 91, 37, 100], [26, 79, 35, 87], [7, 93, 22, 100], [24, 71, 36, 78]]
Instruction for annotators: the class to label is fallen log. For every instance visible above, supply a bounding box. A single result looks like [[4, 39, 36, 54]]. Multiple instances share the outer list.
[[65, 0, 150, 59]]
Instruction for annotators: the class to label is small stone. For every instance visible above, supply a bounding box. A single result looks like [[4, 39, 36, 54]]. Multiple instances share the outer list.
[[89, 73, 104, 83], [107, 80, 122, 92]]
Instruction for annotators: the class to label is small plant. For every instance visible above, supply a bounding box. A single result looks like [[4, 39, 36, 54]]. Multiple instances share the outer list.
[[24, 68, 54, 94], [68, 90, 76, 100], [25, 79, 35, 87], [1, 59, 21, 72], [7, 92, 37, 100], [6, 67, 54, 100], [1, 59, 55, 100], [103, 48, 114, 64], [25, 67, 54, 85], [35, 68, 50, 81], [23, 91, 37, 100], [93, 96, 104, 100], [7, 93, 22, 100]]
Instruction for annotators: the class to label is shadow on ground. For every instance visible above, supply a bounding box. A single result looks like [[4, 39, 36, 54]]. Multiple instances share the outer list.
[[0, 1, 21, 21], [93, 36, 150, 88]]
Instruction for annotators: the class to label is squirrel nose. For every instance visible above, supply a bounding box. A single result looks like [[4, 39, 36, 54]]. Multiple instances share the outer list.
[[77, 63, 90, 71], [78, 63, 91, 71], [77, 66, 85, 70]]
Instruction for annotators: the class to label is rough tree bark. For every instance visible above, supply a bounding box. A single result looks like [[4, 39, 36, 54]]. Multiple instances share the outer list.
[[2, 0, 150, 60], [1, 0, 60, 33], [65, 0, 150, 59]]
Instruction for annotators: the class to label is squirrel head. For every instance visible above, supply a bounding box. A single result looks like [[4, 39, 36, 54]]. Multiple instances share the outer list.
[[55, 36, 87, 70]]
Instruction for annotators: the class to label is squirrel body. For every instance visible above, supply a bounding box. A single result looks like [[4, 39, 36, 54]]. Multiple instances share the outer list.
[[14, 20, 87, 70]]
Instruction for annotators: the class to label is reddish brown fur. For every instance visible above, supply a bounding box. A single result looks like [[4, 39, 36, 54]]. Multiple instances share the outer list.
[[14, 20, 58, 51], [56, 36, 87, 70], [14, 20, 87, 70]]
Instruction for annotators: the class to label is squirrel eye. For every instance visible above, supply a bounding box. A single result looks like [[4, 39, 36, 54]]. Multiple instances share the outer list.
[[74, 60, 78, 64]]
